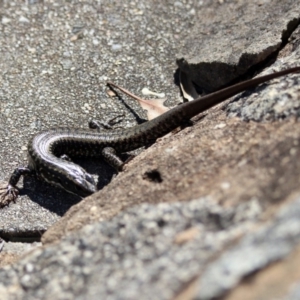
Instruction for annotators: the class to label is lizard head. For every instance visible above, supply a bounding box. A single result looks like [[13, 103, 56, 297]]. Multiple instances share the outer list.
[[40, 162, 97, 198], [65, 167, 97, 197]]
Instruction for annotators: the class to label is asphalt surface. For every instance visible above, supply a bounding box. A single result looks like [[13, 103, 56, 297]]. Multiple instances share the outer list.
[[0, 0, 190, 239]]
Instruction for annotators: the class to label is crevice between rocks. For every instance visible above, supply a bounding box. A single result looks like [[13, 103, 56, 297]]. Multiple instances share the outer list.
[[176, 17, 300, 93], [0, 231, 44, 243]]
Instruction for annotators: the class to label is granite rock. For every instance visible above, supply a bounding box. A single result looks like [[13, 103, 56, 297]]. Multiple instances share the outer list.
[[177, 0, 300, 91], [1, 1, 300, 299]]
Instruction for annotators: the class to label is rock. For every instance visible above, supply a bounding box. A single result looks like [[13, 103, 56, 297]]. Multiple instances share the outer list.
[[177, 1, 300, 92], [225, 26, 300, 121], [1, 1, 300, 299], [43, 47, 300, 243], [0, 0, 299, 243], [0, 239, 41, 268], [2, 195, 300, 299]]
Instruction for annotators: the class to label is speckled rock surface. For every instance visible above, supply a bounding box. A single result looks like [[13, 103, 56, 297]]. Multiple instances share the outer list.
[[0, 240, 41, 267], [43, 34, 300, 244], [225, 26, 300, 121], [0, 197, 267, 299], [177, 0, 300, 91], [1, 0, 300, 242], [2, 195, 300, 300], [1, 1, 300, 299]]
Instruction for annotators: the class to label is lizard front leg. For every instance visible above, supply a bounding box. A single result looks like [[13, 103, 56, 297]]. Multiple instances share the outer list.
[[0, 167, 32, 207]]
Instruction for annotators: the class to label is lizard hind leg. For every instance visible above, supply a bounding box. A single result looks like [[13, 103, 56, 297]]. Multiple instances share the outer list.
[[0, 167, 32, 208], [101, 147, 124, 171]]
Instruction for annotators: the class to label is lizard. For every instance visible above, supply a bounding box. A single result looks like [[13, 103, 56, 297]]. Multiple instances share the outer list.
[[0, 66, 299, 206]]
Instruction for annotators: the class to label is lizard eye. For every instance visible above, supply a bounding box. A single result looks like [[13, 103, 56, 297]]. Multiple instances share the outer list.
[[85, 174, 95, 185]]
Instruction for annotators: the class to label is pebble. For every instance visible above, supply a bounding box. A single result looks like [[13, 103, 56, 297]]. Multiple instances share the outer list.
[[111, 44, 122, 52], [2, 17, 11, 24], [19, 16, 30, 23]]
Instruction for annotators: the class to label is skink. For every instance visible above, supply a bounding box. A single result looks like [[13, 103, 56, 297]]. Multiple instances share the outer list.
[[0, 66, 300, 206]]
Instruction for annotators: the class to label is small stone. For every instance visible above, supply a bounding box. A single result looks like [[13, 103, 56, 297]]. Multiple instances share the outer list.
[[107, 90, 117, 97], [141, 87, 165, 98], [28, 0, 42, 4], [93, 39, 100, 46], [2, 17, 11, 25], [174, 2, 183, 7], [60, 59, 72, 70], [111, 44, 122, 52], [19, 16, 30, 23], [27, 47, 36, 53], [174, 227, 200, 244], [63, 51, 71, 58], [214, 123, 226, 129], [72, 24, 85, 34], [220, 182, 230, 190], [70, 32, 84, 42]]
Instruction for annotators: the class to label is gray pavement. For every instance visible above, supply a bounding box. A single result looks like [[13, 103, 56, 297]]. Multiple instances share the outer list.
[[0, 0, 186, 239]]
